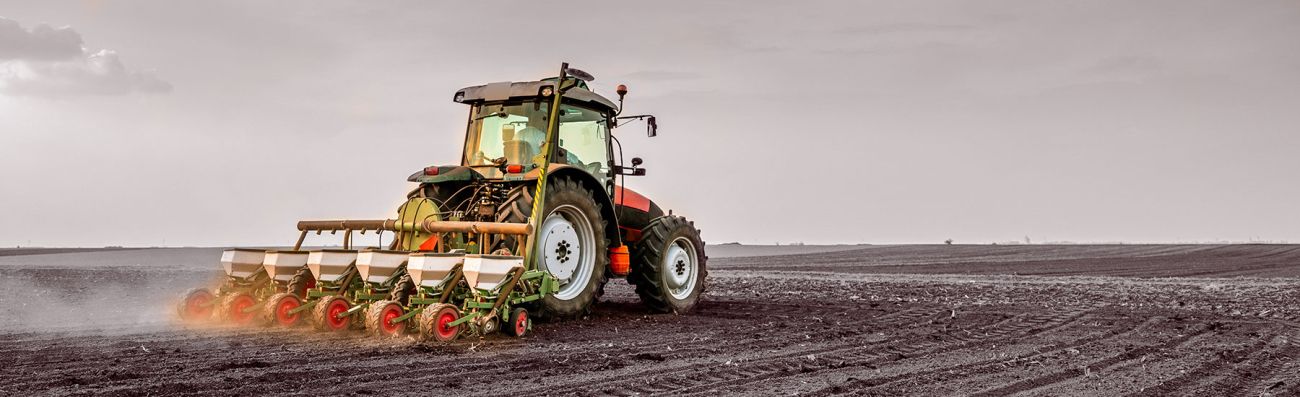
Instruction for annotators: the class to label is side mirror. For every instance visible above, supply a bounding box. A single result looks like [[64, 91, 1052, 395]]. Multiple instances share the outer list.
[[613, 157, 647, 176], [646, 116, 657, 137]]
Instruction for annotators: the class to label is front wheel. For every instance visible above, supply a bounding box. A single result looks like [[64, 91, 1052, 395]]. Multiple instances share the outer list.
[[629, 216, 707, 313]]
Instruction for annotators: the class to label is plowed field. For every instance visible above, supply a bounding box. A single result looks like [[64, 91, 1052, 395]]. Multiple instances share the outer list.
[[2, 245, 1299, 396]]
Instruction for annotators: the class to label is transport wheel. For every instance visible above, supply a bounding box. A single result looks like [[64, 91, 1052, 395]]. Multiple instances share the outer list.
[[220, 292, 259, 325], [419, 304, 461, 342], [366, 300, 407, 337], [629, 215, 707, 314], [313, 295, 352, 332], [503, 308, 530, 337], [287, 267, 315, 299], [262, 293, 304, 327], [176, 288, 215, 322], [496, 178, 609, 319]]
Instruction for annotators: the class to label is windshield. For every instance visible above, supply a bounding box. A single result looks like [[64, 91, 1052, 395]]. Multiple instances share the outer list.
[[463, 101, 610, 177]]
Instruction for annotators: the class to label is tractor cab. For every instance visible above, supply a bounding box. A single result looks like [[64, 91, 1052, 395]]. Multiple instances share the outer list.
[[454, 80, 620, 184]]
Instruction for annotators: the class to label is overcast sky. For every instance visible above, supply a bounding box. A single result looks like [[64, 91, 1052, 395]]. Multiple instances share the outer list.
[[2, 1, 1298, 247]]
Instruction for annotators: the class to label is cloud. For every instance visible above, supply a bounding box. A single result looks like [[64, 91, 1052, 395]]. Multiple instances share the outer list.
[[0, 17, 83, 61], [0, 17, 170, 97]]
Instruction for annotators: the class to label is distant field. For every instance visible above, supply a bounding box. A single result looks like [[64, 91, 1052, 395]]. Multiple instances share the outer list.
[[0, 247, 146, 257], [715, 244, 1300, 278]]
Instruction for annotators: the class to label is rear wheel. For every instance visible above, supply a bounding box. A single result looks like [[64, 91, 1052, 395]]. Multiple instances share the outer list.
[[496, 178, 609, 319], [287, 267, 315, 298], [630, 216, 707, 313], [388, 274, 415, 306], [262, 293, 304, 327], [419, 304, 461, 342], [366, 300, 407, 337], [313, 295, 352, 332], [176, 288, 215, 322], [219, 292, 259, 325]]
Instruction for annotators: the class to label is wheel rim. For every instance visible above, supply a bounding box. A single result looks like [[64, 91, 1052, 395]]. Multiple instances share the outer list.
[[380, 304, 403, 335], [182, 291, 213, 321], [435, 308, 459, 340], [229, 294, 256, 324], [274, 296, 301, 326], [514, 311, 528, 336], [538, 205, 596, 300], [325, 299, 350, 330], [663, 237, 699, 300]]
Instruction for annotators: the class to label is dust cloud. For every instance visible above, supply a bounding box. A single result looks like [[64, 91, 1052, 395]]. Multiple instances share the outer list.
[[0, 249, 222, 333]]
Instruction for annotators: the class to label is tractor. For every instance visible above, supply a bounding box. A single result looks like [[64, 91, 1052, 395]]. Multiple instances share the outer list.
[[180, 63, 706, 339]]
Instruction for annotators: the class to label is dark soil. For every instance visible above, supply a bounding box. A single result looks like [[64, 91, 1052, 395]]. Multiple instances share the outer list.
[[2, 245, 1299, 396]]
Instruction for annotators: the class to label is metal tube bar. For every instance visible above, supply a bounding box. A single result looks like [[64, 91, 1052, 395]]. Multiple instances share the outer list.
[[438, 264, 464, 304], [293, 230, 307, 250], [296, 219, 531, 236], [287, 300, 317, 315]]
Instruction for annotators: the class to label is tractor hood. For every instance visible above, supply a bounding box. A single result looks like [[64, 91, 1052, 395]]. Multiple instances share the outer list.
[[407, 165, 485, 184], [453, 80, 618, 114]]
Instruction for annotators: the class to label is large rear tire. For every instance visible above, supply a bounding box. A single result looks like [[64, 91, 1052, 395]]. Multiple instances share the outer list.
[[388, 274, 415, 306], [629, 216, 707, 314], [496, 178, 609, 319], [287, 266, 314, 298]]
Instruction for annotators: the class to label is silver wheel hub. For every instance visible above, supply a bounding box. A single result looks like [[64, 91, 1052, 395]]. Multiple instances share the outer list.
[[541, 219, 579, 281], [664, 237, 698, 300], [538, 205, 595, 301]]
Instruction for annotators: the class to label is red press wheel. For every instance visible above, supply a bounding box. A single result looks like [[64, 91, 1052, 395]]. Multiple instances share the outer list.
[[263, 293, 304, 327], [221, 292, 258, 325], [177, 288, 215, 322], [420, 304, 461, 342], [366, 300, 407, 337], [313, 296, 352, 332], [504, 307, 530, 337]]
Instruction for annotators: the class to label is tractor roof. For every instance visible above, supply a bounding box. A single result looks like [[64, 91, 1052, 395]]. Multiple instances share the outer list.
[[454, 80, 619, 114]]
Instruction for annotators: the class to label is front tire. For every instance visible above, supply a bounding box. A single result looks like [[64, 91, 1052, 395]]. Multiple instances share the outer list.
[[630, 216, 707, 313]]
